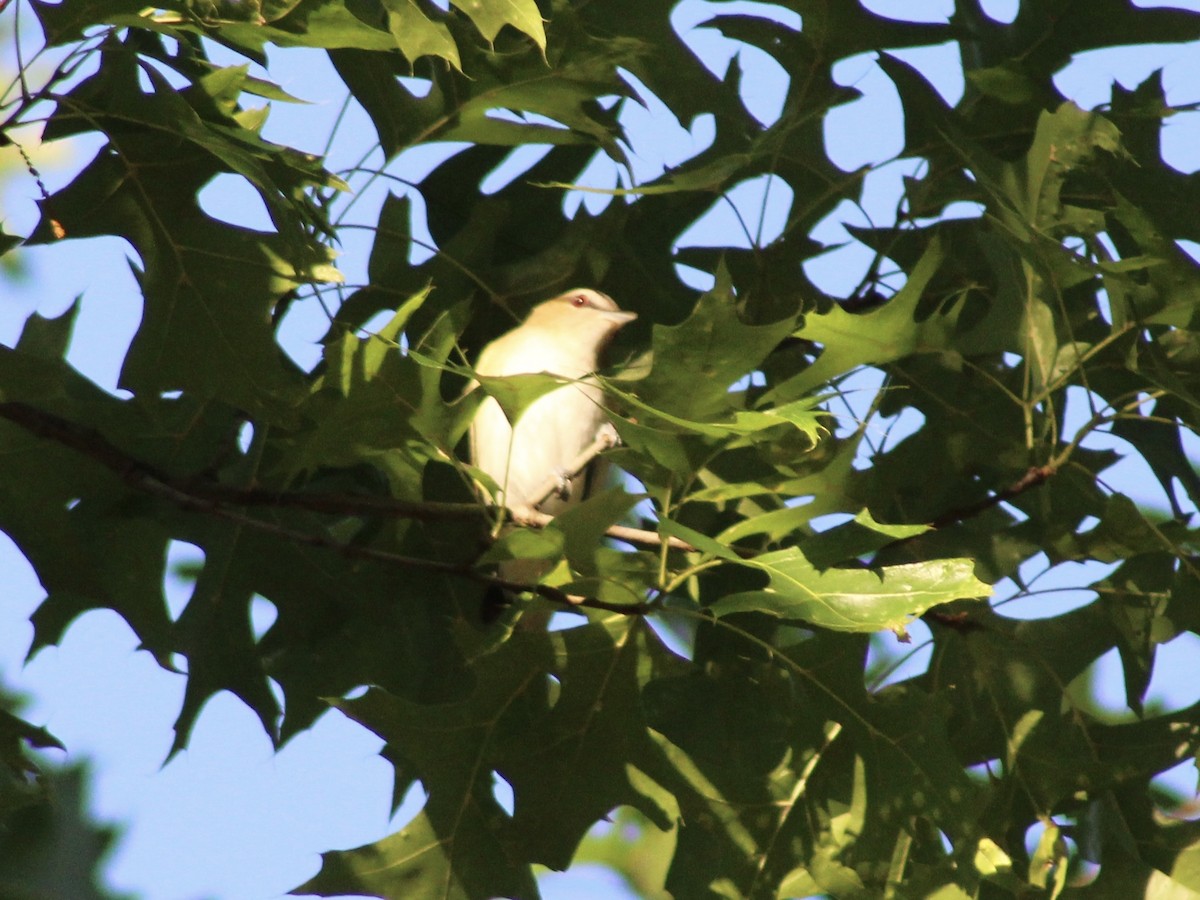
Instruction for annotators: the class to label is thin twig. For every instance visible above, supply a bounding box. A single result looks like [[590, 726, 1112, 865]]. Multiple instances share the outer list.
[[608, 522, 695, 551], [522, 508, 696, 552], [519, 428, 698, 552]]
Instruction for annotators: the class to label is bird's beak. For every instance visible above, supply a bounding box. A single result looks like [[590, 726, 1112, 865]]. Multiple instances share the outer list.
[[601, 310, 637, 326]]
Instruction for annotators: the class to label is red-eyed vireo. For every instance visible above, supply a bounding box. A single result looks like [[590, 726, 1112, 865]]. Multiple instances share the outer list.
[[469, 288, 637, 521]]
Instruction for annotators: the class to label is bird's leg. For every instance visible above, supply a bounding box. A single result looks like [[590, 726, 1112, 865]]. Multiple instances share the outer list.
[[526, 422, 624, 513], [545, 422, 621, 506], [549, 423, 620, 503]]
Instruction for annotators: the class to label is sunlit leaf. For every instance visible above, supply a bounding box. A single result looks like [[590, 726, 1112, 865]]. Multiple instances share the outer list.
[[713, 549, 990, 633]]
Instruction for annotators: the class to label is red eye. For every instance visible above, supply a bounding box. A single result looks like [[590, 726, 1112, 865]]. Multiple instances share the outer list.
[[571, 294, 587, 308]]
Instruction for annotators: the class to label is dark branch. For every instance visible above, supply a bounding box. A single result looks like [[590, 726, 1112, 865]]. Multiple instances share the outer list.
[[0, 400, 654, 615], [928, 464, 1055, 529], [879, 464, 1056, 566], [0, 400, 483, 520]]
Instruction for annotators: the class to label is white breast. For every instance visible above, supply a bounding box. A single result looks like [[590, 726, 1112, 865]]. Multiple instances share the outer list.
[[470, 329, 605, 514]]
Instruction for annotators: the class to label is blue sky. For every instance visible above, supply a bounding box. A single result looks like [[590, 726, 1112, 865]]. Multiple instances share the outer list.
[[4, 1, 1200, 897]]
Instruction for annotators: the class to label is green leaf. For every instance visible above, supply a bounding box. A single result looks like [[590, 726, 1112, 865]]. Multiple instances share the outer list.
[[470, 372, 575, 426], [501, 623, 671, 866], [1028, 819, 1067, 894], [551, 485, 643, 578], [658, 517, 739, 561], [713, 550, 990, 633], [31, 0, 147, 44], [0, 760, 128, 900], [0, 353, 181, 660], [306, 621, 668, 897], [533, 152, 751, 198], [14, 2, 1200, 897], [171, 559, 279, 754], [477, 525, 563, 566], [382, 0, 461, 68], [0, 225, 21, 260], [295, 798, 537, 900], [280, 294, 465, 478], [800, 509, 931, 568], [450, 0, 545, 49], [763, 237, 947, 403], [29, 42, 342, 418], [630, 265, 800, 421], [333, 18, 632, 159], [11, 300, 79, 361], [966, 64, 1038, 106], [0, 708, 65, 808], [604, 380, 826, 442], [139, 1, 398, 57]]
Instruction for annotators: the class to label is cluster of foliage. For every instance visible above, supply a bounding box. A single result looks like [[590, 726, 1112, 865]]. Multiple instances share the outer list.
[[5, 0, 1200, 896], [1, 685, 125, 900]]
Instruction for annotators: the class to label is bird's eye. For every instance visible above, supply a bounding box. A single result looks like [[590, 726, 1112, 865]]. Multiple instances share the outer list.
[[571, 294, 588, 308]]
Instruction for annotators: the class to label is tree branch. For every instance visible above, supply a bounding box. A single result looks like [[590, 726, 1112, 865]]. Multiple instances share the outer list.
[[0, 400, 658, 614], [0, 400, 483, 519], [0, 400, 698, 552], [928, 464, 1056, 530]]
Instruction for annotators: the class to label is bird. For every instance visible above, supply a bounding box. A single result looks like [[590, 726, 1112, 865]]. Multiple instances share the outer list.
[[469, 288, 637, 523]]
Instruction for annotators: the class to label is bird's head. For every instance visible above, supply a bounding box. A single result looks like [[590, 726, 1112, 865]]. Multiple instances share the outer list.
[[524, 289, 637, 351]]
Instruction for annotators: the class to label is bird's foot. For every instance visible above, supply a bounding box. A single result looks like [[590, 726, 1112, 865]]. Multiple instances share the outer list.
[[551, 469, 573, 501], [509, 503, 541, 526], [595, 421, 621, 449]]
